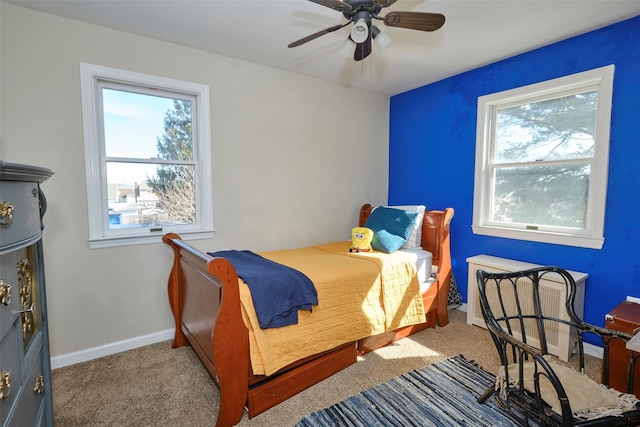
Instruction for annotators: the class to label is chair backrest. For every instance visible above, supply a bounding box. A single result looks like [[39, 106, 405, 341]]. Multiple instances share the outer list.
[[476, 266, 584, 366], [476, 267, 640, 426]]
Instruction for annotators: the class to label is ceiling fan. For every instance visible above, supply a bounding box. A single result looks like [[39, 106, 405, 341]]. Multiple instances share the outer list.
[[288, 0, 445, 61]]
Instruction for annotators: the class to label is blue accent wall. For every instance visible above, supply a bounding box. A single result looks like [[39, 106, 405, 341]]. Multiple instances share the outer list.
[[389, 16, 640, 328]]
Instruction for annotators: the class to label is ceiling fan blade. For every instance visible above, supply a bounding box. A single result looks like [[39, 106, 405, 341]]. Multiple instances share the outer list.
[[383, 11, 445, 32], [354, 35, 372, 61], [373, 0, 398, 7], [307, 0, 352, 13], [288, 22, 350, 48]]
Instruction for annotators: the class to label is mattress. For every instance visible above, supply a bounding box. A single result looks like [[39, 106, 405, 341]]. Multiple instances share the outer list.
[[398, 247, 433, 286]]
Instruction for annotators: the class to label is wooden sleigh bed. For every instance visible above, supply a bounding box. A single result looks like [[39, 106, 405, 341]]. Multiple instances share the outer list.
[[162, 203, 454, 427]]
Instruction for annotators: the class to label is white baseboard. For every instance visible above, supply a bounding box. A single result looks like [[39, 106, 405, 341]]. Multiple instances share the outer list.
[[584, 342, 604, 359], [50, 328, 174, 370]]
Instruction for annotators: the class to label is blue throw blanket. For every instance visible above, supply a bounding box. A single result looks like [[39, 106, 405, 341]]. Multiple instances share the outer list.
[[208, 250, 318, 329]]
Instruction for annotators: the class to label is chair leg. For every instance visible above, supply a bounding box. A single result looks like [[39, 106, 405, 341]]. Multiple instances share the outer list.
[[477, 384, 495, 403], [628, 352, 639, 394]]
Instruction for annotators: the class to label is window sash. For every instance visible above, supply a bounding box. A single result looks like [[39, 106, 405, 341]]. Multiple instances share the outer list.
[[487, 161, 592, 233]]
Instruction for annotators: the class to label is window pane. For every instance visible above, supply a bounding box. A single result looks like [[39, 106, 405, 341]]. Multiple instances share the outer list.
[[102, 88, 193, 160], [492, 164, 590, 228], [107, 162, 196, 229], [495, 90, 598, 163]]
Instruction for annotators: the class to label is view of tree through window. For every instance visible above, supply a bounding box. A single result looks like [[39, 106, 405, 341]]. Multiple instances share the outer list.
[[102, 88, 196, 230], [491, 90, 597, 229]]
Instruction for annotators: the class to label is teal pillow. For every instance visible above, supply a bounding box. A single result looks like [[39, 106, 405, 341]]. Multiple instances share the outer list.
[[371, 230, 407, 254], [364, 207, 419, 253]]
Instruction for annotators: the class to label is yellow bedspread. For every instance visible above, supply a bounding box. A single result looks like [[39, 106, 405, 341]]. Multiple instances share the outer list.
[[238, 241, 426, 376]]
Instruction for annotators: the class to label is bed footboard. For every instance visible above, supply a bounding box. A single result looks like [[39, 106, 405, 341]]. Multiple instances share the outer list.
[[163, 233, 358, 426], [163, 233, 249, 427]]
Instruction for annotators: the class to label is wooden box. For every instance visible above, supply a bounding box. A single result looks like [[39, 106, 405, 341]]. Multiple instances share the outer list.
[[604, 300, 640, 396]]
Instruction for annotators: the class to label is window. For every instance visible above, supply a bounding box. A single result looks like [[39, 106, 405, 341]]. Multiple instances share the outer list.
[[80, 63, 213, 248], [472, 65, 614, 249]]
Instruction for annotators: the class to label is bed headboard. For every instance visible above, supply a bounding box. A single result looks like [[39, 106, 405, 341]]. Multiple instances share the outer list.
[[358, 204, 454, 269]]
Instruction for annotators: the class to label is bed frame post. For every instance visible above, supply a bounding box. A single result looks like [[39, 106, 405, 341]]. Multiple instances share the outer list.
[[208, 258, 249, 427], [359, 204, 374, 227], [163, 233, 188, 348], [431, 208, 454, 327]]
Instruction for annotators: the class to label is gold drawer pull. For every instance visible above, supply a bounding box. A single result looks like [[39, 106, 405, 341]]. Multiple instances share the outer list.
[[0, 280, 11, 306], [19, 304, 34, 315], [0, 201, 13, 225], [34, 375, 44, 395], [21, 304, 34, 338], [0, 371, 10, 399]]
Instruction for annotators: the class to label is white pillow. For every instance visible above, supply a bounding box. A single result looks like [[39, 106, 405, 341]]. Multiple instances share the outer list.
[[385, 205, 426, 249]]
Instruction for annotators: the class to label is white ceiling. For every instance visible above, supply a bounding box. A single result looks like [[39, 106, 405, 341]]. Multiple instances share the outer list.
[[7, 0, 640, 95]]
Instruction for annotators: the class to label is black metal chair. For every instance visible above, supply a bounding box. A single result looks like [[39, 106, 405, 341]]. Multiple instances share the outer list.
[[476, 266, 640, 426]]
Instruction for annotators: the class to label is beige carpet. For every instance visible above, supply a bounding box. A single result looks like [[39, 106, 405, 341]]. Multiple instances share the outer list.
[[52, 309, 602, 426]]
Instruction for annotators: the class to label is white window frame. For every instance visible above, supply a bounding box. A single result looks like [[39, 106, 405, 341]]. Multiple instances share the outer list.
[[80, 63, 213, 248], [472, 65, 614, 249]]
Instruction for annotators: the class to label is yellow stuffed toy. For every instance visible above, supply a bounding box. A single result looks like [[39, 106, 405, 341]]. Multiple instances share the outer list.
[[349, 227, 374, 253]]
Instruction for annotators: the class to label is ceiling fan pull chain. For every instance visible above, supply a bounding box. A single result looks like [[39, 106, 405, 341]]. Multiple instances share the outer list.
[[370, 52, 373, 78]]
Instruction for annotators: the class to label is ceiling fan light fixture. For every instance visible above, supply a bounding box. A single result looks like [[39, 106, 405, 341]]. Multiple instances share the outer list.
[[340, 36, 357, 57], [287, 0, 445, 62], [371, 26, 391, 50], [350, 18, 369, 44]]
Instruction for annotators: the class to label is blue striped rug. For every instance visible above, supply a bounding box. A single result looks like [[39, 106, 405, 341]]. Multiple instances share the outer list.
[[297, 355, 535, 426]]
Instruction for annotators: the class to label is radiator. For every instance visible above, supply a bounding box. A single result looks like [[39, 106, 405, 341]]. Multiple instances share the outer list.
[[466, 255, 588, 362]]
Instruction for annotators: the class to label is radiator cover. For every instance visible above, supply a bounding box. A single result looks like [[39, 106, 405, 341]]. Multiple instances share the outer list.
[[466, 255, 587, 362]]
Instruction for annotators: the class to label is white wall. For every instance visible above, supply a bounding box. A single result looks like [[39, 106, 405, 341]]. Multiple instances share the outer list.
[[1, 3, 390, 367]]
